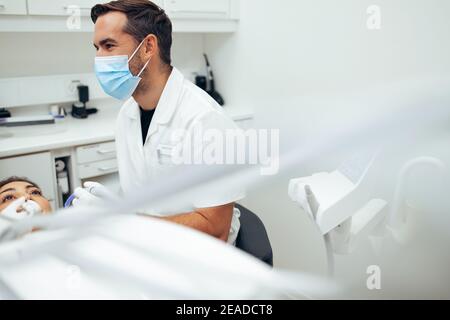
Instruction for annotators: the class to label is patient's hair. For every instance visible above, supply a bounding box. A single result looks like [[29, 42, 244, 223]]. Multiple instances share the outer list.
[[0, 176, 40, 190]]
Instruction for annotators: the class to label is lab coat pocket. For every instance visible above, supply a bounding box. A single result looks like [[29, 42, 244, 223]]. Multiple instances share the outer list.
[[156, 144, 176, 166]]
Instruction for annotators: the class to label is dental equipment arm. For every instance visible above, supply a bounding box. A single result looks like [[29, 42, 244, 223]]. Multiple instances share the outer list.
[[289, 150, 388, 259]]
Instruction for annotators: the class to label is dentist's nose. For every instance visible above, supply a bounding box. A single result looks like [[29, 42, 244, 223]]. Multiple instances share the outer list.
[[24, 194, 31, 201]]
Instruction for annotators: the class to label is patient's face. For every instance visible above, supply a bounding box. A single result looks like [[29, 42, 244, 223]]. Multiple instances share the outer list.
[[0, 181, 52, 213]]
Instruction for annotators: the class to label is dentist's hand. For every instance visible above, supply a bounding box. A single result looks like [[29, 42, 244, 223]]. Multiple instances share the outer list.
[[71, 181, 116, 208]]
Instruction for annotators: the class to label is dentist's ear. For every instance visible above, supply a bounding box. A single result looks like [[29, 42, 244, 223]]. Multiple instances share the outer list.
[[142, 34, 157, 59]]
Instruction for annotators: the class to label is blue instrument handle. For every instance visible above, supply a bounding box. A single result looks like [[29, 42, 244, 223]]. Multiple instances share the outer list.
[[64, 193, 76, 208]]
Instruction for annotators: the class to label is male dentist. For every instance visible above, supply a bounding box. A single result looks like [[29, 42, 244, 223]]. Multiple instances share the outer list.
[[73, 0, 244, 244]]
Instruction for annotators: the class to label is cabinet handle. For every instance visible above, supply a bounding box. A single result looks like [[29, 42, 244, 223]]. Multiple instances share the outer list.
[[98, 166, 117, 172], [170, 10, 227, 15], [63, 5, 93, 10], [97, 149, 115, 155]]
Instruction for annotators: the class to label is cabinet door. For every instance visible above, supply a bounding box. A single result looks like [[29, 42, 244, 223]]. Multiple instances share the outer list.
[[164, 0, 230, 19], [0, 0, 27, 15], [0, 152, 56, 207], [27, 0, 99, 16]]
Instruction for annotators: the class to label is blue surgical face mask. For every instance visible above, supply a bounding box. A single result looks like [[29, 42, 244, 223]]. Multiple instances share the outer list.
[[94, 39, 151, 100]]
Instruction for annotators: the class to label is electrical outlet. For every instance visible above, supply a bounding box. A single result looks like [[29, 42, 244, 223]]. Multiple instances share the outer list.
[[68, 80, 81, 95]]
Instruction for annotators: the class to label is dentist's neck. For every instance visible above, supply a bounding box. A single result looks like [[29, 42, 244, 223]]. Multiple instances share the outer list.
[[133, 64, 172, 110]]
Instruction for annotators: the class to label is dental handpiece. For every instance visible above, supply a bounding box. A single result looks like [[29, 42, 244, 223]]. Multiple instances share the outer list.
[[64, 194, 76, 208], [64, 184, 114, 208], [64, 185, 94, 208]]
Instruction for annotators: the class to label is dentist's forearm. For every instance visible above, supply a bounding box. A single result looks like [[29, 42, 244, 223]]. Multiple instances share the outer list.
[[161, 211, 223, 239], [157, 203, 234, 242]]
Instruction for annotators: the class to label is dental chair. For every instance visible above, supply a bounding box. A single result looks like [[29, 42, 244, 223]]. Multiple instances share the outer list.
[[234, 204, 273, 267]]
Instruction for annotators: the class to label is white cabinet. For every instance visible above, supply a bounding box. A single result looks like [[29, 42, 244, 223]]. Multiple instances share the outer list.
[[0, 0, 27, 15], [164, 0, 231, 19], [0, 152, 57, 209], [26, 0, 237, 20], [76, 141, 116, 164], [27, 0, 98, 16], [0, 0, 239, 32], [78, 158, 118, 179], [75, 141, 118, 179]]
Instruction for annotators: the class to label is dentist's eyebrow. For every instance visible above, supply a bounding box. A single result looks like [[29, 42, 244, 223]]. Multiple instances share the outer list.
[[94, 38, 117, 50], [0, 188, 15, 195], [100, 38, 118, 46], [25, 184, 38, 190]]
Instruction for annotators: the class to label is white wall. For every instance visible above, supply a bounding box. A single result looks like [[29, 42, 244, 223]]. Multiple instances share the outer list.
[[0, 33, 206, 78], [205, 0, 450, 273]]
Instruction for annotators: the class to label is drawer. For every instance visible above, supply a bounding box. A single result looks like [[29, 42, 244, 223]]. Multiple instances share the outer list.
[[27, 0, 98, 16], [76, 141, 116, 164], [78, 158, 118, 179], [0, 0, 27, 15]]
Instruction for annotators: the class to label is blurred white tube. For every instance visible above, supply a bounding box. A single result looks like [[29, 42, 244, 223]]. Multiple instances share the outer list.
[[389, 157, 448, 229]]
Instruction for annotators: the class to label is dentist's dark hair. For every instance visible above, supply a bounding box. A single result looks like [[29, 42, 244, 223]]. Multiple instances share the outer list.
[[91, 0, 172, 65]]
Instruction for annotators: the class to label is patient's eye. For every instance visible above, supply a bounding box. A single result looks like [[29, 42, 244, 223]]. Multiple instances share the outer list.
[[30, 189, 42, 196], [1, 194, 15, 204]]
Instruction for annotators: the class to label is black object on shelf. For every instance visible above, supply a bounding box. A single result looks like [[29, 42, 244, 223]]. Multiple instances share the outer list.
[[71, 84, 98, 119], [203, 53, 225, 106], [0, 108, 11, 118], [195, 75, 207, 91]]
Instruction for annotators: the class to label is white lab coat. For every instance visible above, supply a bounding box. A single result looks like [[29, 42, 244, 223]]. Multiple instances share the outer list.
[[115, 67, 244, 244]]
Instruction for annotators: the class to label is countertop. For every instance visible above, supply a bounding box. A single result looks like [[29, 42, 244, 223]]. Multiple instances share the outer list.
[[0, 103, 253, 158]]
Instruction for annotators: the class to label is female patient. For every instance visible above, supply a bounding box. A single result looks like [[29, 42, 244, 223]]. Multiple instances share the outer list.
[[0, 176, 52, 218]]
